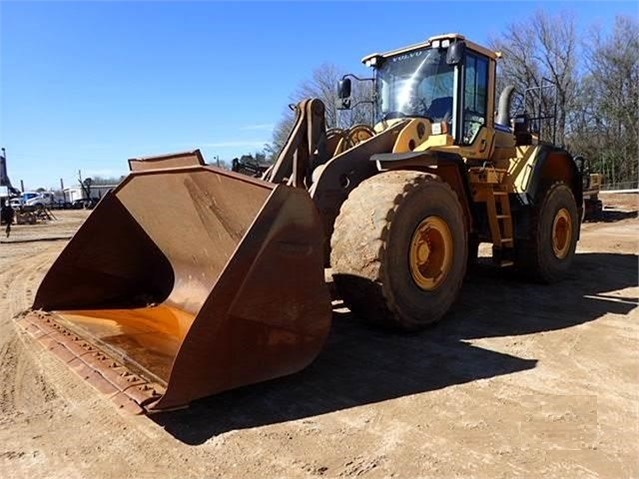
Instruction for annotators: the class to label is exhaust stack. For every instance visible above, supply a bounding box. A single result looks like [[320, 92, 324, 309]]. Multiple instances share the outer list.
[[496, 85, 516, 126]]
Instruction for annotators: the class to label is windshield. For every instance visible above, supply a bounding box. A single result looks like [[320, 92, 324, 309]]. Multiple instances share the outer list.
[[376, 47, 455, 124]]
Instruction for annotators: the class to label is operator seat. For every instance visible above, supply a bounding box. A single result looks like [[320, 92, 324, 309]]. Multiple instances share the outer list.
[[427, 96, 453, 122]]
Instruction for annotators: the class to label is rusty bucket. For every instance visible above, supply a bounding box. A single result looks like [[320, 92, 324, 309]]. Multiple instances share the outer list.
[[18, 153, 331, 413]]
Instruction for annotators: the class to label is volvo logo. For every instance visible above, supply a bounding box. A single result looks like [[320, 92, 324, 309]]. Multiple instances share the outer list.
[[392, 51, 423, 62]]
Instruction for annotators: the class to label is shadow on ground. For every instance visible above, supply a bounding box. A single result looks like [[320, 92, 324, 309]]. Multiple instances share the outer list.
[[601, 209, 638, 222], [583, 209, 638, 223], [153, 252, 637, 444], [0, 236, 72, 244]]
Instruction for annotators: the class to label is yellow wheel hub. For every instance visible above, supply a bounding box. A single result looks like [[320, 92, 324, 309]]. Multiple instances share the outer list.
[[409, 216, 453, 291], [346, 125, 375, 148], [552, 208, 572, 259]]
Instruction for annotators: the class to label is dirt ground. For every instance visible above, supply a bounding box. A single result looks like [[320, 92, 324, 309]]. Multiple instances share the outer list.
[[1, 194, 637, 479]]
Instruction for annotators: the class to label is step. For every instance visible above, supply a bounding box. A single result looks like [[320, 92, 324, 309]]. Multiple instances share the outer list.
[[496, 215, 510, 219], [500, 260, 515, 267], [500, 238, 514, 243], [493, 191, 508, 196]]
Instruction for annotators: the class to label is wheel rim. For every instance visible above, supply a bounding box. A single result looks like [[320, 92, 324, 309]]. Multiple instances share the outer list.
[[409, 216, 453, 291], [346, 125, 375, 147], [552, 207, 572, 259]]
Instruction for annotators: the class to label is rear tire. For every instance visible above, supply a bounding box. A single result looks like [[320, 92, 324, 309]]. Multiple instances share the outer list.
[[330, 171, 467, 330], [515, 182, 579, 282]]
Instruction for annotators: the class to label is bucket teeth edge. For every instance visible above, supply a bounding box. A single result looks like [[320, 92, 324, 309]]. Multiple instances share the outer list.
[[15, 311, 165, 415]]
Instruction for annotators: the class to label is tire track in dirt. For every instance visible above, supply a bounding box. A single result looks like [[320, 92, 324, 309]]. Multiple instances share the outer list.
[[0, 245, 62, 422], [0, 234, 188, 479], [0, 338, 20, 422]]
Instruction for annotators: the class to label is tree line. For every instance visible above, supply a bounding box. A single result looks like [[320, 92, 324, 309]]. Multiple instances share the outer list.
[[260, 11, 637, 188], [492, 12, 638, 188]]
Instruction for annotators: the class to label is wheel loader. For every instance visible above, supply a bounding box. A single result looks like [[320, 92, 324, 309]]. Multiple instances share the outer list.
[[580, 164, 604, 221], [17, 33, 583, 414]]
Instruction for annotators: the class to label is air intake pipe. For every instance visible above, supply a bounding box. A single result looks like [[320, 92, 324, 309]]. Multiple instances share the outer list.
[[496, 85, 516, 126]]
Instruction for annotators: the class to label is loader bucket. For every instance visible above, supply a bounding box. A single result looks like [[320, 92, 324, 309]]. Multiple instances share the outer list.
[[19, 164, 331, 413]]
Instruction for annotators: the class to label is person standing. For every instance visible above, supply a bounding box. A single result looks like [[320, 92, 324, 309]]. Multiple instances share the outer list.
[[1, 201, 15, 238]]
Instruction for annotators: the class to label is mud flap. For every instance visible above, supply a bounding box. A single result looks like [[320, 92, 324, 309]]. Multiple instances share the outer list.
[[18, 165, 332, 412]]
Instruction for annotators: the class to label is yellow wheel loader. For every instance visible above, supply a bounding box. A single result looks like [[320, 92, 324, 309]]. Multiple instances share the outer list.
[[576, 156, 604, 221], [18, 33, 583, 414]]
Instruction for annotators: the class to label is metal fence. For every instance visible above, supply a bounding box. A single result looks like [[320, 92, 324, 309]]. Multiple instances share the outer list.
[[600, 180, 639, 191]]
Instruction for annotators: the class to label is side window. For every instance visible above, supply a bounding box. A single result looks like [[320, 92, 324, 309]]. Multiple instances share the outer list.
[[462, 53, 489, 145]]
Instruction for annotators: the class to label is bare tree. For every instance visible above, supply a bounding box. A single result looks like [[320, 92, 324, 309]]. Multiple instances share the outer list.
[[571, 15, 639, 186], [492, 11, 638, 186], [266, 63, 374, 159], [295, 63, 343, 129], [266, 107, 296, 161], [490, 11, 578, 145]]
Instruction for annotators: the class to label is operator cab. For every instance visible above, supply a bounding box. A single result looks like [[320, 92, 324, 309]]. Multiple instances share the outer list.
[[339, 34, 498, 148]]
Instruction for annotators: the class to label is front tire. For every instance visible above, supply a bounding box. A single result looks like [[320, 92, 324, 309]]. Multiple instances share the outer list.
[[330, 171, 467, 330]]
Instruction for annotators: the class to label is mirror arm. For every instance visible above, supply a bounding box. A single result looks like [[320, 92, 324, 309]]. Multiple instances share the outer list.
[[341, 74, 375, 83], [337, 75, 377, 122]]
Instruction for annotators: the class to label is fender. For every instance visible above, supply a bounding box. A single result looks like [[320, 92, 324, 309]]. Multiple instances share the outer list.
[[513, 144, 584, 241], [525, 145, 583, 207], [370, 150, 477, 233]]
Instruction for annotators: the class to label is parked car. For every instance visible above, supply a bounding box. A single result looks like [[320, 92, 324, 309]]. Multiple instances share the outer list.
[[23, 192, 54, 208]]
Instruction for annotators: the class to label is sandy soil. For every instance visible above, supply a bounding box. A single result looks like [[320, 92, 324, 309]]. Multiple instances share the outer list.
[[1, 195, 637, 479]]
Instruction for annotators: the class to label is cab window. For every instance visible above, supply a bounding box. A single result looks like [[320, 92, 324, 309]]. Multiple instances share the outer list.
[[462, 53, 489, 145]]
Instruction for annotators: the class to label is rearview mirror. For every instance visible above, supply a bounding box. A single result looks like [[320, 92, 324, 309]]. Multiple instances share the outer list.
[[446, 41, 466, 65], [337, 78, 352, 99]]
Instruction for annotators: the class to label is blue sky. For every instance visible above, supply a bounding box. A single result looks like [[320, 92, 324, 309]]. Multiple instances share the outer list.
[[1, 1, 637, 190]]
